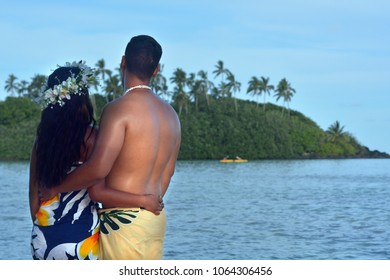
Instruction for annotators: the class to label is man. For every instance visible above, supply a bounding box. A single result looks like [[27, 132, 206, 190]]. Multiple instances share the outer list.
[[44, 35, 181, 259]]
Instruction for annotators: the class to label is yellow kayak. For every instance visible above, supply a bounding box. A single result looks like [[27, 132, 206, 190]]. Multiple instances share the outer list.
[[233, 159, 248, 163], [219, 158, 248, 163], [219, 159, 234, 163]]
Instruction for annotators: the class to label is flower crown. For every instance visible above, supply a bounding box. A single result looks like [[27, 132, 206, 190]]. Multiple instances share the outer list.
[[42, 61, 96, 108]]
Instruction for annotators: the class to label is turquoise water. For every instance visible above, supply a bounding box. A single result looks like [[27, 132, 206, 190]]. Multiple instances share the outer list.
[[1, 159, 389, 260]]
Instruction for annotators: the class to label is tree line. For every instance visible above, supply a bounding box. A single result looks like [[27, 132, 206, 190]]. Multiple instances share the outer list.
[[2, 59, 387, 160], [4, 59, 296, 115]]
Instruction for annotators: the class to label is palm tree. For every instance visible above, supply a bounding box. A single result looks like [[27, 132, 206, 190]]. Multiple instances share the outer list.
[[258, 77, 274, 112], [218, 81, 230, 98], [170, 68, 186, 92], [4, 74, 18, 96], [187, 72, 211, 111], [247, 76, 261, 108], [87, 73, 100, 120], [225, 73, 241, 112], [150, 64, 169, 101], [170, 68, 188, 115], [186, 72, 200, 110], [104, 73, 122, 101], [27, 74, 47, 100], [95, 58, 112, 97], [213, 60, 232, 98], [197, 70, 213, 108], [212, 60, 226, 80], [89, 71, 101, 94], [326, 121, 346, 142], [274, 78, 295, 116], [173, 91, 189, 116], [17, 80, 29, 97], [95, 59, 110, 83]]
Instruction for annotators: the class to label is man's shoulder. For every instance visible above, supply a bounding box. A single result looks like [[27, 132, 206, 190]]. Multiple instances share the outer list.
[[103, 96, 131, 112], [101, 96, 149, 128]]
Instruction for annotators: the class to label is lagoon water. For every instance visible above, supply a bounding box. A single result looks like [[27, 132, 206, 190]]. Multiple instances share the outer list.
[[0, 159, 389, 260]]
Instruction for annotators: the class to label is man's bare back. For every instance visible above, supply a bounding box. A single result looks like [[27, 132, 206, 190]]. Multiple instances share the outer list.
[[99, 88, 181, 203]]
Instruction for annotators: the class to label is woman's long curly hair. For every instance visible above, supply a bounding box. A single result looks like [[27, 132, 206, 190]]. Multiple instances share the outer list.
[[35, 66, 96, 188]]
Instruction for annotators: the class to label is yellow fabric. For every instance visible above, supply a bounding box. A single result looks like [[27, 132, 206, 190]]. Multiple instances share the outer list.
[[98, 208, 166, 260]]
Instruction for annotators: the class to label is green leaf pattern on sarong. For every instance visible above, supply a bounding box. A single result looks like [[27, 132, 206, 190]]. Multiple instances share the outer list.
[[100, 209, 139, 235]]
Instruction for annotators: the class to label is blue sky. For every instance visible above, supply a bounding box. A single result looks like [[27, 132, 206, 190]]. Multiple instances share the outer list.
[[1, 0, 389, 154]]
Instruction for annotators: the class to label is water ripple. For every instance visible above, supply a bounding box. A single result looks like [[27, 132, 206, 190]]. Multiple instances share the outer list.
[[1, 159, 390, 259]]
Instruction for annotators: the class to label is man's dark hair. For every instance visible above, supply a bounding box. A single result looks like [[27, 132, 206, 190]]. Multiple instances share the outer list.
[[124, 35, 162, 80]]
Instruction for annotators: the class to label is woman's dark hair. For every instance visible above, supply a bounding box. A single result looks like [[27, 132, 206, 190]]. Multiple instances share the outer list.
[[35, 66, 96, 188]]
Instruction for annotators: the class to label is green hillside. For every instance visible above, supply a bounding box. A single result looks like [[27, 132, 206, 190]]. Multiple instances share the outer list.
[[1, 95, 387, 161], [173, 96, 381, 160]]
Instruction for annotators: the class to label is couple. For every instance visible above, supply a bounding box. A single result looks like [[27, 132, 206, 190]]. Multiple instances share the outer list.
[[29, 35, 181, 260]]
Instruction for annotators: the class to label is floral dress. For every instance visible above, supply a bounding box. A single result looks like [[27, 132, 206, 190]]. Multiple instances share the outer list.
[[30, 187, 99, 260]]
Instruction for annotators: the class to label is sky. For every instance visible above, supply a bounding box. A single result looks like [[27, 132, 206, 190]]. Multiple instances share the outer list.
[[1, 0, 389, 154]]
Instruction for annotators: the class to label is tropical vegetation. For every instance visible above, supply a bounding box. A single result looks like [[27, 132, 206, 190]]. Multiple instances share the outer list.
[[1, 59, 387, 160]]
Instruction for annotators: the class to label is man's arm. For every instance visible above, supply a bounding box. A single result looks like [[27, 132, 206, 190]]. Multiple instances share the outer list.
[[50, 102, 126, 193]]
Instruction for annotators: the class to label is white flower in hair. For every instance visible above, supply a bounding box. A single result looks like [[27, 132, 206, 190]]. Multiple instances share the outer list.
[[41, 60, 97, 108]]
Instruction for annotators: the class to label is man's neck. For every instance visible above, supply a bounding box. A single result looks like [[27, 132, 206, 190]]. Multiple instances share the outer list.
[[123, 73, 150, 90]]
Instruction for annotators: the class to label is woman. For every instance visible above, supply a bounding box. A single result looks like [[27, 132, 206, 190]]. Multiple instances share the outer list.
[[29, 61, 162, 260]]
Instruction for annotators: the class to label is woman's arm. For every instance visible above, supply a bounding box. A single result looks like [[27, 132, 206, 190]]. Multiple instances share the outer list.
[[88, 181, 163, 215], [29, 142, 40, 222]]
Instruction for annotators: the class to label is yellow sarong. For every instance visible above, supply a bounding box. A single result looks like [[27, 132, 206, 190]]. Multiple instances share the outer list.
[[98, 208, 166, 260]]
